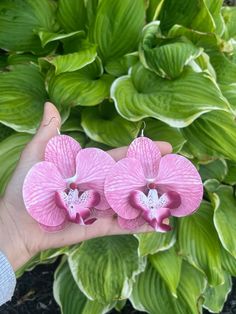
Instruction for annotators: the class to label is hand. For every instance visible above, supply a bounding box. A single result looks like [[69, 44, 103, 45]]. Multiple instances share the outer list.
[[0, 102, 172, 270]]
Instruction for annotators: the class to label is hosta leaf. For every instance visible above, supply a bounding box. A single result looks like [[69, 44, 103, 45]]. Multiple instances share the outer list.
[[140, 21, 202, 79], [210, 52, 236, 85], [0, 133, 32, 195], [0, 64, 47, 132], [204, 179, 221, 193], [7, 53, 38, 65], [203, 272, 232, 313], [146, 0, 164, 22], [0, 0, 58, 54], [221, 248, 236, 276], [38, 30, 85, 48], [158, 0, 215, 33], [178, 201, 224, 286], [204, 0, 225, 36], [199, 159, 228, 182], [130, 260, 206, 314], [224, 160, 236, 185], [168, 25, 220, 51], [149, 247, 182, 297], [48, 59, 114, 107], [54, 259, 112, 314], [145, 118, 186, 153], [222, 6, 236, 40], [81, 102, 141, 147], [89, 0, 145, 61], [111, 63, 230, 127], [68, 235, 145, 304], [136, 219, 176, 256], [42, 41, 97, 74], [182, 111, 236, 162], [105, 53, 139, 77], [212, 186, 236, 258], [67, 132, 87, 148], [0, 123, 14, 141], [57, 0, 87, 33]]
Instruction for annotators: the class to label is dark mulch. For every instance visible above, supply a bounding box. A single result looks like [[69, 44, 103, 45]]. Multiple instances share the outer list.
[[0, 259, 236, 314]]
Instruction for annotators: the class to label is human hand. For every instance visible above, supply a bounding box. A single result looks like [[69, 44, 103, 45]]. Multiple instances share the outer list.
[[0, 102, 172, 270]]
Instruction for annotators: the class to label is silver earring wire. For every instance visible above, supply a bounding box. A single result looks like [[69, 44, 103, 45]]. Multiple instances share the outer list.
[[140, 121, 146, 137], [43, 116, 61, 135]]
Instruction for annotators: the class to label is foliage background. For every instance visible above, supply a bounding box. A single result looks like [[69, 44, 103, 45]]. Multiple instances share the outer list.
[[1, 0, 236, 313]]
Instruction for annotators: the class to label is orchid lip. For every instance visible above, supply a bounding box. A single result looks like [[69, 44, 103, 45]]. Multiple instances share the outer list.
[[55, 188, 101, 225], [129, 188, 180, 231]]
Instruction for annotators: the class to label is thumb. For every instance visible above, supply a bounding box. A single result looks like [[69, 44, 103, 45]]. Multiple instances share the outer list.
[[22, 102, 61, 162], [34, 101, 61, 143]]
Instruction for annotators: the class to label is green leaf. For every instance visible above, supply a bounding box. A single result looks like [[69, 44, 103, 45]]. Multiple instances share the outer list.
[[146, 0, 165, 22], [57, 0, 87, 32], [178, 201, 224, 286], [81, 102, 141, 147], [222, 6, 236, 40], [182, 111, 236, 162], [0, 0, 58, 54], [130, 260, 206, 314], [168, 24, 221, 51], [204, 0, 225, 36], [158, 0, 215, 33], [89, 0, 145, 61], [105, 52, 139, 77], [0, 123, 14, 141], [0, 133, 32, 195], [136, 219, 176, 256], [149, 247, 182, 297], [145, 118, 186, 153], [54, 259, 113, 314], [224, 160, 236, 185], [199, 159, 228, 182], [49, 59, 114, 107], [42, 41, 97, 74], [68, 235, 145, 304], [7, 53, 38, 65], [38, 30, 85, 48], [203, 272, 232, 313], [210, 52, 236, 85], [0, 64, 47, 132], [212, 186, 236, 258], [140, 21, 202, 79], [111, 63, 230, 127], [204, 179, 221, 193], [221, 247, 236, 276]]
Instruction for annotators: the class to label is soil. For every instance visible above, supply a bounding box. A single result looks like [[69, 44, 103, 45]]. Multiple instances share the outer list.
[[0, 259, 236, 314]]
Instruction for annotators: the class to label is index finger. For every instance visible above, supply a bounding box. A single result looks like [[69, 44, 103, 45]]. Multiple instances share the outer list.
[[108, 141, 172, 161]]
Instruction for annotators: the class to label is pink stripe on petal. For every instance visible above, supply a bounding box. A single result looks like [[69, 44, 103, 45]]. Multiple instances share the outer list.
[[127, 137, 161, 179], [156, 154, 203, 217], [23, 161, 67, 227], [45, 135, 81, 179], [118, 215, 146, 230], [105, 158, 146, 219], [75, 148, 115, 210]]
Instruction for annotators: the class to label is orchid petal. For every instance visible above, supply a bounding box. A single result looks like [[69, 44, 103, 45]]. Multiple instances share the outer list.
[[75, 148, 115, 210], [127, 137, 161, 179], [129, 190, 148, 212], [45, 135, 81, 179], [118, 215, 146, 230], [105, 158, 146, 219], [149, 208, 171, 233], [23, 161, 67, 228], [156, 154, 203, 217]]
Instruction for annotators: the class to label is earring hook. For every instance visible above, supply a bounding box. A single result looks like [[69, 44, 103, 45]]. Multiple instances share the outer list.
[[140, 121, 146, 137], [43, 116, 61, 135]]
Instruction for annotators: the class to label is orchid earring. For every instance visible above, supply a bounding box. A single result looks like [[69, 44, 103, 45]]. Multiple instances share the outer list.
[[104, 122, 203, 232], [23, 117, 115, 232]]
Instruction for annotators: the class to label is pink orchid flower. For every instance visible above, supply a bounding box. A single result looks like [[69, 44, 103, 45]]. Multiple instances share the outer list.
[[23, 135, 115, 231], [105, 137, 203, 232]]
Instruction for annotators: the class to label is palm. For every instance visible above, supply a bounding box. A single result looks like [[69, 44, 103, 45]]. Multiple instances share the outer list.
[[1, 102, 172, 269]]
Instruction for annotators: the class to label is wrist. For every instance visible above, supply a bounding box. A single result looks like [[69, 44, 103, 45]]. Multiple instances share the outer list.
[[0, 198, 34, 271]]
